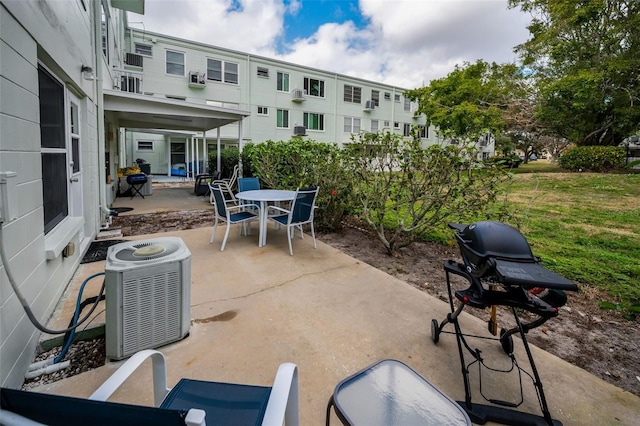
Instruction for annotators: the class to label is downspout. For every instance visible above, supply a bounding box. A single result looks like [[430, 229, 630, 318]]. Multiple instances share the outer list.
[[94, 0, 112, 222]]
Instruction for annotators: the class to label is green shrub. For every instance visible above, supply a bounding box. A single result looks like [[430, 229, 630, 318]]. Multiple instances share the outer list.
[[245, 137, 356, 231], [559, 146, 625, 172]]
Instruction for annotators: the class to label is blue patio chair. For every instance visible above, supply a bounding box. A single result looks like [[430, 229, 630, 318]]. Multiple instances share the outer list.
[[209, 184, 259, 251], [237, 177, 261, 212], [266, 187, 319, 256], [1, 349, 299, 426]]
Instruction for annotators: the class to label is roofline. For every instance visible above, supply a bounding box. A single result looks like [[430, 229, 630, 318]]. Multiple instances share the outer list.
[[127, 28, 415, 92]]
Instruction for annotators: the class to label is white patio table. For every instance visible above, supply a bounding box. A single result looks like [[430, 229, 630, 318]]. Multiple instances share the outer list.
[[236, 189, 296, 247]]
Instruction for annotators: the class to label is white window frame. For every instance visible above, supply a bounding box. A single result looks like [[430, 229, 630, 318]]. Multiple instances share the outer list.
[[135, 43, 152, 57], [257, 67, 269, 78], [394, 94, 401, 102], [371, 120, 379, 133], [166, 49, 185, 76], [304, 112, 325, 131], [403, 123, 411, 137], [404, 98, 411, 112], [277, 71, 290, 92], [371, 90, 380, 106], [207, 58, 239, 84], [304, 77, 325, 98], [344, 117, 361, 133], [257, 106, 269, 116], [276, 109, 289, 128], [384, 92, 391, 100], [137, 140, 154, 151], [38, 63, 86, 240], [344, 85, 362, 104]]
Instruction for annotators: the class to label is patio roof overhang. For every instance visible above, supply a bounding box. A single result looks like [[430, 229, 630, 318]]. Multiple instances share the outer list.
[[103, 90, 250, 132]]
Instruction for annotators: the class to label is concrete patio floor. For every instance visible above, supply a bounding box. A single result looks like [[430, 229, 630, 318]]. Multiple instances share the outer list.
[[34, 184, 640, 425]]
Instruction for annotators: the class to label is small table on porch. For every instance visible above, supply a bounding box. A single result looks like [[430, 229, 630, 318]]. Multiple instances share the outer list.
[[236, 189, 296, 247]]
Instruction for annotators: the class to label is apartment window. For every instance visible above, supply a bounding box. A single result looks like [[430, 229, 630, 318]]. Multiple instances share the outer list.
[[304, 77, 325, 97], [207, 58, 239, 84], [137, 140, 154, 151], [166, 50, 185, 76], [276, 109, 289, 128], [404, 98, 411, 112], [344, 117, 361, 133], [371, 90, 380, 106], [257, 106, 269, 115], [304, 112, 324, 130], [384, 92, 391, 100], [394, 122, 400, 129], [394, 94, 401, 102], [257, 67, 269, 78], [135, 43, 152, 56], [344, 85, 362, 104], [277, 71, 289, 92], [418, 125, 428, 138], [39, 65, 68, 234], [101, 4, 109, 63], [403, 123, 411, 137], [384, 120, 390, 128], [225, 62, 239, 84], [371, 120, 379, 133]]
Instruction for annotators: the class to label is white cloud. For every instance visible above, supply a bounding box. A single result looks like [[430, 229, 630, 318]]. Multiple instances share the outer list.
[[132, 0, 532, 89]]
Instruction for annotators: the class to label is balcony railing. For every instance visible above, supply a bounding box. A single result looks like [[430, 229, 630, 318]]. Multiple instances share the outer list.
[[112, 69, 143, 94]]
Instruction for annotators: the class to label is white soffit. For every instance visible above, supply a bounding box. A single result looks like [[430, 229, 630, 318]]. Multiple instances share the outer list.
[[103, 90, 249, 131]]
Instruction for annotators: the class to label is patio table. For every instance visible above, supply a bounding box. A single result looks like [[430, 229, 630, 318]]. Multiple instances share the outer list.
[[326, 359, 471, 425], [236, 189, 295, 247]]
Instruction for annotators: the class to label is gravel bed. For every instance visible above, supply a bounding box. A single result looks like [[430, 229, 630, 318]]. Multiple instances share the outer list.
[[21, 337, 106, 390]]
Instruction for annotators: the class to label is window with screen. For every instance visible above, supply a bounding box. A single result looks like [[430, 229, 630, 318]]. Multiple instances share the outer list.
[[39, 65, 68, 234]]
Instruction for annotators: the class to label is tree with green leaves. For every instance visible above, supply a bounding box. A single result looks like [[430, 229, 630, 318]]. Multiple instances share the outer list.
[[405, 60, 513, 143], [509, 0, 640, 145]]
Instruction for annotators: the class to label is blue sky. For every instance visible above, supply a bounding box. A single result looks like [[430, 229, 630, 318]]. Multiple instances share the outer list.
[[281, 0, 364, 47], [129, 0, 532, 88]]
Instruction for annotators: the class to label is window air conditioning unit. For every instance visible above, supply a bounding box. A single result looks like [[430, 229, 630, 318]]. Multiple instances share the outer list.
[[188, 71, 206, 88], [293, 126, 307, 136], [291, 88, 306, 102], [364, 100, 376, 111], [104, 237, 191, 360]]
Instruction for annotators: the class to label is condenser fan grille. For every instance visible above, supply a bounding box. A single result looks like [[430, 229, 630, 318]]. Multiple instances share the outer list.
[[114, 240, 182, 262]]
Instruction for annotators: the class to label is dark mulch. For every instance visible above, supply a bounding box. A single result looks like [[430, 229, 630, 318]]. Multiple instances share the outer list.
[[80, 240, 129, 264]]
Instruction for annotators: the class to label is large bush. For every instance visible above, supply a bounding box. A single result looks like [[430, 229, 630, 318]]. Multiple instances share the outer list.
[[245, 137, 355, 231], [342, 131, 510, 255], [559, 146, 625, 172]]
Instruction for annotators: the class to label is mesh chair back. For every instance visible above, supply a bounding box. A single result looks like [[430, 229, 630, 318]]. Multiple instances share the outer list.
[[1, 387, 185, 426], [210, 185, 228, 217], [238, 177, 260, 192], [291, 187, 318, 224]]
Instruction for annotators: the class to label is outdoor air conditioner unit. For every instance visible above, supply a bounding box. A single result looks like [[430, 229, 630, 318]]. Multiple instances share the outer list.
[[291, 88, 306, 102], [104, 237, 191, 360], [293, 126, 307, 136], [188, 71, 206, 88], [364, 100, 376, 111]]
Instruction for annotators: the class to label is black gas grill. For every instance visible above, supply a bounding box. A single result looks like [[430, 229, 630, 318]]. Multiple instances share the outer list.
[[126, 173, 148, 199], [431, 221, 578, 426]]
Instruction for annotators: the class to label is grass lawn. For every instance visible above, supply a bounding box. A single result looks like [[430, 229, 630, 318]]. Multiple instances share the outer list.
[[500, 170, 640, 303]]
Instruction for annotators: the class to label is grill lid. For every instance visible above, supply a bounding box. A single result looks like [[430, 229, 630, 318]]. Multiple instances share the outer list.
[[455, 221, 535, 265]]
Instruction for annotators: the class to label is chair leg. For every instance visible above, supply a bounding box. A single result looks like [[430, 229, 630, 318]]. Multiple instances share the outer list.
[[210, 217, 219, 244], [310, 223, 317, 249], [221, 223, 231, 251], [287, 225, 294, 256]]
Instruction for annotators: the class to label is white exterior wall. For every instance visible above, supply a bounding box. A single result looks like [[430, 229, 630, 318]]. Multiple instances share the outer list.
[[126, 30, 437, 156], [0, 0, 122, 388]]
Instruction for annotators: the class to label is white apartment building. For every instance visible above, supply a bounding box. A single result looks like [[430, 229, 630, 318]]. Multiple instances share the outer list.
[[121, 29, 446, 177]]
